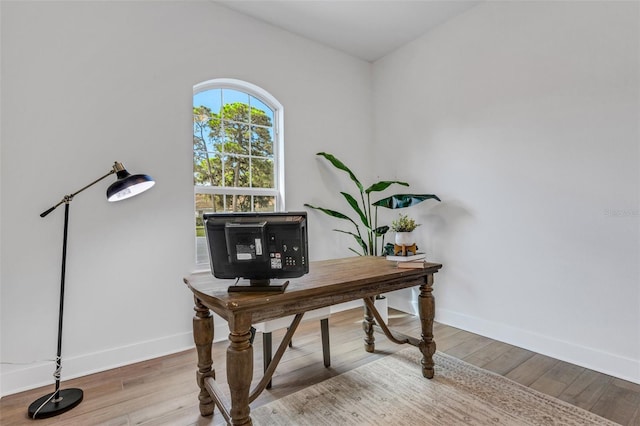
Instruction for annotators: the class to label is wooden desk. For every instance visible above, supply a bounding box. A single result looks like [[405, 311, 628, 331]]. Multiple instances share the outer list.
[[183, 256, 442, 425]]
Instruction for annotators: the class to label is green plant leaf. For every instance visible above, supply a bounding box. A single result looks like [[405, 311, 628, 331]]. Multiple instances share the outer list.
[[341, 192, 369, 228], [365, 181, 409, 194], [308, 152, 439, 257], [372, 194, 441, 209], [334, 229, 368, 255], [390, 213, 419, 232], [348, 247, 364, 256], [382, 243, 395, 256], [317, 152, 364, 193], [303, 204, 359, 227], [374, 225, 389, 236]]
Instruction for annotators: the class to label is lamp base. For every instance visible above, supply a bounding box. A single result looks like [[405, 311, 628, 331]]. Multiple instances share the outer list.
[[28, 388, 83, 419]]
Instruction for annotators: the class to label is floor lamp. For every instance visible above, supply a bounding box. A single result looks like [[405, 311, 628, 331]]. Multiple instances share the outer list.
[[28, 161, 155, 419]]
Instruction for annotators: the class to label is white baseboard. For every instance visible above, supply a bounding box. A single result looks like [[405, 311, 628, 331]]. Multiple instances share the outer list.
[[382, 290, 639, 385], [0, 305, 355, 397], [0, 300, 370, 397], [12, 303, 631, 399], [1, 331, 199, 398], [436, 308, 640, 385]]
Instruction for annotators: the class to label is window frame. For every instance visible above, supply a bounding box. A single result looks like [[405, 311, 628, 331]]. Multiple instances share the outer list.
[[193, 78, 285, 265]]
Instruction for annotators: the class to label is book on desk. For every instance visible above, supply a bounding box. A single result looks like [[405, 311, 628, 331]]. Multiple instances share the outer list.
[[396, 260, 428, 269], [385, 253, 428, 268]]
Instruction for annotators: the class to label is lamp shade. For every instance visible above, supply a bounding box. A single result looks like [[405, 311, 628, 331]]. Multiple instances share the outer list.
[[107, 165, 155, 202]]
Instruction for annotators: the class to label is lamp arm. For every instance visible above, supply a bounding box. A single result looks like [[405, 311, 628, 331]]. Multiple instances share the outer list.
[[40, 168, 117, 218]]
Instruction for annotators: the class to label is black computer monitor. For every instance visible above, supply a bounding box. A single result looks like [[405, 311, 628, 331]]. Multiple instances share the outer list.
[[203, 211, 309, 292]]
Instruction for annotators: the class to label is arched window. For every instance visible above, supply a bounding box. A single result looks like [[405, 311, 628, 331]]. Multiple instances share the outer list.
[[193, 79, 285, 264]]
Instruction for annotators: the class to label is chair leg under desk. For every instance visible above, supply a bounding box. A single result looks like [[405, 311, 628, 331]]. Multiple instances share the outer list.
[[263, 319, 331, 389], [320, 318, 330, 367], [263, 332, 273, 389]]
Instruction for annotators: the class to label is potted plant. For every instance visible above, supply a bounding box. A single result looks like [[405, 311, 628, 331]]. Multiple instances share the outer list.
[[304, 152, 440, 256], [391, 214, 420, 246]]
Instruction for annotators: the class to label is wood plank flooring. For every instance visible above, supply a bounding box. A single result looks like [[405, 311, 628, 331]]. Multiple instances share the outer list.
[[1, 308, 639, 425]]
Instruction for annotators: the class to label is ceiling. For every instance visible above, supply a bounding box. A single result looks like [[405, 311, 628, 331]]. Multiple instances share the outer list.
[[215, 1, 481, 62]]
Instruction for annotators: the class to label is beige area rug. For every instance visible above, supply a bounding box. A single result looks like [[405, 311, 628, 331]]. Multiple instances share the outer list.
[[251, 348, 616, 425]]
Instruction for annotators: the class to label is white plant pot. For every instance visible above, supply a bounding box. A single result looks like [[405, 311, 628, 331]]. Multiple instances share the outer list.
[[394, 232, 415, 246]]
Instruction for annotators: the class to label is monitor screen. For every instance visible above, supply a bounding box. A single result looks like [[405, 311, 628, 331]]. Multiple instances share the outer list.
[[203, 211, 309, 292]]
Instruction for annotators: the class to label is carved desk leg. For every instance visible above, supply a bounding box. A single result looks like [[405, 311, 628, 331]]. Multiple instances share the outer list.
[[418, 274, 436, 379], [363, 297, 375, 353], [193, 296, 215, 416], [227, 314, 253, 425]]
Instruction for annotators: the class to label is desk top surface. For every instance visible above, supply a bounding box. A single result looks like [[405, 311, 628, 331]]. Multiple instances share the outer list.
[[184, 257, 442, 317]]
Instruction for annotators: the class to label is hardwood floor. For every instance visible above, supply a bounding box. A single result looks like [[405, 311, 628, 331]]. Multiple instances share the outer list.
[[2, 308, 639, 425]]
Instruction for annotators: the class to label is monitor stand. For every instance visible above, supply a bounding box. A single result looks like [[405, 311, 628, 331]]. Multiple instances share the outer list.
[[227, 279, 290, 293]]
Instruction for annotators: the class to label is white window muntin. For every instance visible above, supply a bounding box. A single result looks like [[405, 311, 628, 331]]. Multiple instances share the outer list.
[[193, 78, 285, 211]]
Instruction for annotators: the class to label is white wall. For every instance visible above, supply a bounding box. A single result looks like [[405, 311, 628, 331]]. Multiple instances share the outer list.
[[0, 1, 372, 396], [3, 0, 638, 398], [374, 1, 640, 383]]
